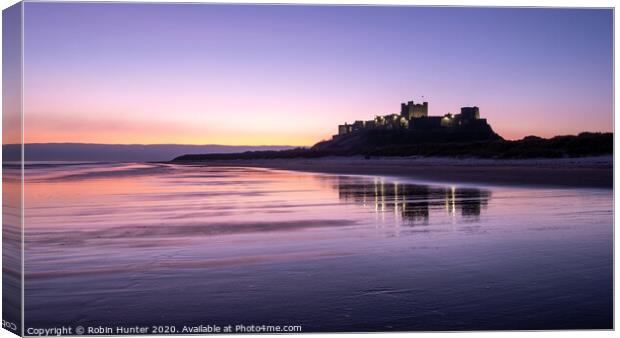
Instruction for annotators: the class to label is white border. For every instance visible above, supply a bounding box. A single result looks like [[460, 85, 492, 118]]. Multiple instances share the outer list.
[[0, 1, 616, 338]]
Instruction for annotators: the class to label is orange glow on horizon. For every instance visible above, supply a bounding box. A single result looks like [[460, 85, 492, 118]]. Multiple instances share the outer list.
[[21, 119, 612, 146], [23, 122, 329, 147]]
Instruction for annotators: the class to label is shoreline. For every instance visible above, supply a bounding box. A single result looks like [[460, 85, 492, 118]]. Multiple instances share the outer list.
[[171, 155, 613, 189]]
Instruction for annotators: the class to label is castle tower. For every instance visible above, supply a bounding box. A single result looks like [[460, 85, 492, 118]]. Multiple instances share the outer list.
[[460, 107, 480, 121], [400, 100, 428, 119]]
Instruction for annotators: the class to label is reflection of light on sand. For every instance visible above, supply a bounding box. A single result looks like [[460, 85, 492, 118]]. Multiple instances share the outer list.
[[381, 179, 386, 224], [444, 187, 457, 211], [451, 186, 456, 215], [373, 177, 379, 213], [372, 177, 384, 227], [336, 175, 493, 227], [448, 186, 457, 229], [394, 182, 399, 219]]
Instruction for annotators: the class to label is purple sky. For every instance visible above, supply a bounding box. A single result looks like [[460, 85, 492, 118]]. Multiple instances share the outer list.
[[23, 3, 613, 145]]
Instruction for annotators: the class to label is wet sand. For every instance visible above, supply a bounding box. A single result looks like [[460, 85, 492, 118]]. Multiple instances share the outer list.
[[174, 156, 613, 189], [25, 163, 613, 330]]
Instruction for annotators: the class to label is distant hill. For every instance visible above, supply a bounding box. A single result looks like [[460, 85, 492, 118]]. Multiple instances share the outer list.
[[3, 143, 295, 162], [172, 132, 612, 161], [312, 125, 502, 152], [357, 132, 612, 158]]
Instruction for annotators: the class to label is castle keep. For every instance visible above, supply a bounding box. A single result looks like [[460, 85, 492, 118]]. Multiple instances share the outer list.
[[336, 100, 489, 137]]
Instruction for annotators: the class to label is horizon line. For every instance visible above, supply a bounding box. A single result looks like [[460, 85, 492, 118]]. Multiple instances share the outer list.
[[6, 130, 614, 147], [3, 142, 302, 147]]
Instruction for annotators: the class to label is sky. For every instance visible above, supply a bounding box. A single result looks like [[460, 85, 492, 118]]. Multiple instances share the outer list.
[[22, 3, 613, 146]]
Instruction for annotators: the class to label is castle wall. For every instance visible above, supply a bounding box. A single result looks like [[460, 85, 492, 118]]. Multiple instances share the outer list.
[[410, 116, 442, 130], [337, 101, 488, 138]]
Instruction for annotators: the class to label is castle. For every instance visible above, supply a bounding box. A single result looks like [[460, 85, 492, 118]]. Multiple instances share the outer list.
[[336, 100, 490, 137]]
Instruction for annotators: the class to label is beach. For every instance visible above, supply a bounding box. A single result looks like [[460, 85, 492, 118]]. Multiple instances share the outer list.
[[24, 162, 613, 330], [174, 155, 613, 189]]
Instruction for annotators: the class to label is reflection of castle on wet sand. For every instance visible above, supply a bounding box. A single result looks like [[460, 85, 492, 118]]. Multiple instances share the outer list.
[[335, 177, 490, 224]]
